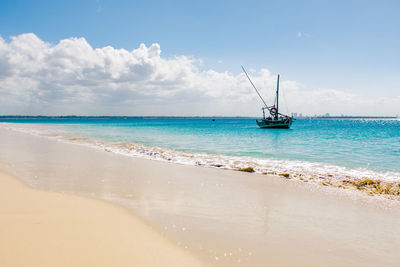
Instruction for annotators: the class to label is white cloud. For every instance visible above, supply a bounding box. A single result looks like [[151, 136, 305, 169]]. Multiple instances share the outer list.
[[297, 31, 311, 38], [0, 33, 398, 116]]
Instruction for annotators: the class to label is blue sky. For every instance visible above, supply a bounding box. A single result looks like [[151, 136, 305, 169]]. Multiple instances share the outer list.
[[0, 0, 399, 115]]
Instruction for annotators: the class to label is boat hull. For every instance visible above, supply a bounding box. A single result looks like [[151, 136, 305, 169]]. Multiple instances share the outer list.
[[256, 118, 293, 129]]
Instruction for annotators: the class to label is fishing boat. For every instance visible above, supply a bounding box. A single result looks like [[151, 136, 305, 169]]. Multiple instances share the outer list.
[[242, 66, 294, 129]]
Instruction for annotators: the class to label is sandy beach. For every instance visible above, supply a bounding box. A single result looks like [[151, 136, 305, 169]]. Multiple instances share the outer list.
[[1, 127, 400, 266], [2, 0, 399, 265], [0, 169, 203, 267]]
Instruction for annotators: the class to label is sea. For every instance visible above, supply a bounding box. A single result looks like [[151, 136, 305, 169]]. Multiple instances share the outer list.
[[1, 117, 399, 185]]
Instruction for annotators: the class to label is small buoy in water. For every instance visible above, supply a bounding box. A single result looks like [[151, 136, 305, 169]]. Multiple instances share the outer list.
[[212, 119, 215, 122]]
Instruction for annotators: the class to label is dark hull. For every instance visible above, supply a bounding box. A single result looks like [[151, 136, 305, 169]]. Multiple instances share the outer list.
[[256, 118, 293, 129]]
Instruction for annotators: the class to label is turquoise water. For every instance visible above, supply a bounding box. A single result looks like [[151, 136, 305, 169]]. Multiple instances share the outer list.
[[1, 117, 399, 180]]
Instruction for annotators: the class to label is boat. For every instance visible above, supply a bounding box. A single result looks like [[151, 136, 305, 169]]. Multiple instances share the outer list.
[[242, 66, 294, 129]]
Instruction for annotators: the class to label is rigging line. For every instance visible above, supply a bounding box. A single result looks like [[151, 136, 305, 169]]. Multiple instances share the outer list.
[[241, 66, 271, 111]]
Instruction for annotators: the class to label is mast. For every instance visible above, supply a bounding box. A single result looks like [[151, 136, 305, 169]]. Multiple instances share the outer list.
[[275, 74, 280, 119]]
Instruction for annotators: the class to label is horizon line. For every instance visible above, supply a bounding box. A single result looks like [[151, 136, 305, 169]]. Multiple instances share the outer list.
[[0, 115, 398, 119]]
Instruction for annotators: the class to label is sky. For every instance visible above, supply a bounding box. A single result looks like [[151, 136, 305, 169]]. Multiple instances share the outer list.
[[0, 0, 399, 116]]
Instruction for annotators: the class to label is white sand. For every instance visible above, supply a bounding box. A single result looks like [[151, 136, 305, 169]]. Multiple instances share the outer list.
[[0, 170, 203, 267]]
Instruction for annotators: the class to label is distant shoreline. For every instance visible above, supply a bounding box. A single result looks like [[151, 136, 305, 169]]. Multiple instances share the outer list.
[[308, 116, 398, 119], [0, 115, 398, 119]]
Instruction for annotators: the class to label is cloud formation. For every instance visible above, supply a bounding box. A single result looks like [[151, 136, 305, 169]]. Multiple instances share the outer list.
[[0, 33, 398, 116]]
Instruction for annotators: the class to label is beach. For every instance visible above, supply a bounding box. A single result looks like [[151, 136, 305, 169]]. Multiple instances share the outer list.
[[1, 126, 400, 266], [2, 0, 400, 265], [0, 169, 203, 267]]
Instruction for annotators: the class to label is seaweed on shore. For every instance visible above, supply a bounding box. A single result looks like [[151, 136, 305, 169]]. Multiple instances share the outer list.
[[213, 164, 224, 168], [237, 167, 255, 173], [329, 178, 400, 199]]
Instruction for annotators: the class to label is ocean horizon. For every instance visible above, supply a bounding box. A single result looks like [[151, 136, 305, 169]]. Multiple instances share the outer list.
[[0, 115, 398, 118]]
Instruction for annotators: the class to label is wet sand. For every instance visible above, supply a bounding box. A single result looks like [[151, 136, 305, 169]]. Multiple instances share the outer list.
[[0, 127, 400, 266]]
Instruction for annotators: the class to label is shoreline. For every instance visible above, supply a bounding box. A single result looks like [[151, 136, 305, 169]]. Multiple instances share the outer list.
[[1, 127, 400, 266], [2, 122, 399, 200], [0, 169, 203, 267]]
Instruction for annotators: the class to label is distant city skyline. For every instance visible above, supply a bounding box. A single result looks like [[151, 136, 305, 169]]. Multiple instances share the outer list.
[[0, 0, 399, 116]]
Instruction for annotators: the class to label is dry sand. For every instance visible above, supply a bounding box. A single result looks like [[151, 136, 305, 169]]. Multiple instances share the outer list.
[[0, 169, 202, 267]]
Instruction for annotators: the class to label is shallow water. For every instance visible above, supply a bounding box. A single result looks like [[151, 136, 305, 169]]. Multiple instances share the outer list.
[[1, 117, 399, 185]]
